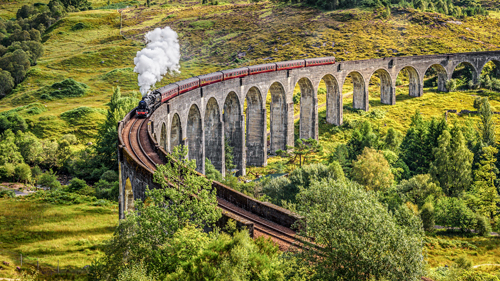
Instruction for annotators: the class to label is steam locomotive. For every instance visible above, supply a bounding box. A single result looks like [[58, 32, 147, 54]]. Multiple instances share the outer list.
[[136, 57, 335, 118]]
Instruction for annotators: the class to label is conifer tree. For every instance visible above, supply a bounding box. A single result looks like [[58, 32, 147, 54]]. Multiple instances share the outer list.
[[475, 97, 496, 146], [468, 146, 499, 219], [429, 130, 473, 197], [400, 111, 430, 175]]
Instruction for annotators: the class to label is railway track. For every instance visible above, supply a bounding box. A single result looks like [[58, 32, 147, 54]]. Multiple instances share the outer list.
[[122, 115, 301, 250]]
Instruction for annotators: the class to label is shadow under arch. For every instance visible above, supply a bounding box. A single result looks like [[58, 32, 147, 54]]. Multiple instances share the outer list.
[[245, 86, 266, 167], [187, 104, 203, 173], [296, 77, 316, 140], [397, 66, 421, 98], [345, 71, 368, 111], [224, 91, 243, 175], [170, 113, 182, 152], [205, 97, 223, 174], [320, 74, 341, 126], [423, 64, 448, 92], [452, 61, 479, 89], [268, 82, 288, 154], [160, 122, 167, 151], [368, 69, 394, 105]]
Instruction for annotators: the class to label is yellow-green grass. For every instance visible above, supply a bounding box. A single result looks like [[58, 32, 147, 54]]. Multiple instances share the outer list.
[[425, 234, 500, 275], [0, 198, 117, 279]]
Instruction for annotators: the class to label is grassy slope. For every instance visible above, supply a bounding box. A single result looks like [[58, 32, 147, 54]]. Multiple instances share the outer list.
[[0, 0, 500, 140], [0, 198, 117, 279]]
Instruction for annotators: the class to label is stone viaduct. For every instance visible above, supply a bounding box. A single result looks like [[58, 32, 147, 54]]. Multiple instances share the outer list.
[[144, 51, 500, 177]]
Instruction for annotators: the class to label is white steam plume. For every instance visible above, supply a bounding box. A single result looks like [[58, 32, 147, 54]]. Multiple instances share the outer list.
[[134, 26, 180, 96]]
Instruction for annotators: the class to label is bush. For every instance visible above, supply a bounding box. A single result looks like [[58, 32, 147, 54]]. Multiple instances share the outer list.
[[100, 170, 118, 182], [25, 190, 96, 205], [293, 92, 301, 104], [435, 197, 477, 232], [445, 79, 457, 92], [60, 107, 98, 125], [0, 189, 16, 198], [14, 163, 31, 183], [49, 78, 87, 98], [68, 177, 88, 192], [37, 170, 61, 190]]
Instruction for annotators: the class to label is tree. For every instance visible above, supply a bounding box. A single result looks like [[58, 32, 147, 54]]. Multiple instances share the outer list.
[[59, 0, 92, 10], [400, 111, 432, 175], [429, 130, 473, 197], [295, 178, 425, 280], [14, 163, 32, 183], [15, 131, 43, 165], [384, 127, 402, 151], [95, 87, 140, 170], [0, 70, 14, 97], [467, 146, 499, 220], [91, 145, 221, 280], [0, 49, 31, 84], [347, 120, 379, 159], [0, 130, 23, 166], [351, 147, 394, 191], [474, 97, 495, 146], [445, 79, 457, 91], [396, 174, 442, 207], [277, 138, 323, 167]]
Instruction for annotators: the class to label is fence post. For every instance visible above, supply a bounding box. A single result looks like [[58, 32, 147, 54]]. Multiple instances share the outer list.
[[20, 254, 22, 267], [57, 260, 59, 274]]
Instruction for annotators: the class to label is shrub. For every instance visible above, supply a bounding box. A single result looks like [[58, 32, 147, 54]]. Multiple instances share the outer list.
[[49, 78, 87, 98], [38, 170, 61, 190], [0, 189, 16, 198], [293, 92, 301, 104], [60, 107, 97, 125], [100, 170, 118, 182], [445, 79, 457, 92], [68, 177, 88, 192], [14, 163, 31, 183], [435, 197, 477, 232], [475, 214, 491, 237], [26, 190, 96, 205]]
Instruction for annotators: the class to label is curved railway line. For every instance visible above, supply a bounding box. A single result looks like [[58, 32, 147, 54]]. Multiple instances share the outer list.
[[122, 115, 301, 250]]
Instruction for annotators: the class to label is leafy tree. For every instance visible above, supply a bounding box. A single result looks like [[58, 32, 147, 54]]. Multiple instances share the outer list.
[[0, 70, 14, 97], [0, 130, 23, 166], [261, 162, 344, 206], [351, 147, 394, 191], [90, 145, 221, 280], [346, 120, 379, 159], [396, 174, 442, 207], [434, 197, 477, 232], [59, 0, 92, 10], [14, 163, 31, 183], [295, 178, 425, 280], [429, 130, 473, 197], [445, 79, 457, 91], [224, 139, 236, 174], [15, 131, 43, 165], [0, 49, 31, 84]]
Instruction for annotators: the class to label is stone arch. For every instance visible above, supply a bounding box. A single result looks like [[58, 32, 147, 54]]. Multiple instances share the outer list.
[[321, 74, 341, 126], [269, 82, 288, 154], [297, 77, 317, 140], [345, 71, 368, 111], [368, 69, 394, 105], [170, 113, 182, 152], [451, 61, 479, 86], [424, 64, 448, 92], [245, 86, 266, 166], [160, 122, 167, 150], [480, 59, 500, 78], [205, 97, 223, 174], [224, 92, 243, 175], [125, 177, 134, 212], [397, 66, 421, 97], [187, 104, 203, 173]]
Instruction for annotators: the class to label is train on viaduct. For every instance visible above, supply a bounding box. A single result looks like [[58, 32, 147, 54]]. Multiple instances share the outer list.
[[118, 50, 500, 246]]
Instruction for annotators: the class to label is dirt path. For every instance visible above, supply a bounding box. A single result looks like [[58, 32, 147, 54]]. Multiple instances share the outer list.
[[473, 264, 500, 268]]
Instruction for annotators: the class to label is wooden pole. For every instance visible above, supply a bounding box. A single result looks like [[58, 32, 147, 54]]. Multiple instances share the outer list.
[[20, 254, 22, 267], [57, 260, 59, 274]]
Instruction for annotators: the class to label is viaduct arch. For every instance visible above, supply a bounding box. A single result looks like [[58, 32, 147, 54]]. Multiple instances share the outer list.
[[122, 51, 500, 204]]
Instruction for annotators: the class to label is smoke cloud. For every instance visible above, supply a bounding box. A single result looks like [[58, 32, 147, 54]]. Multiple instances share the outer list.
[[134, 26, 180, 96]]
